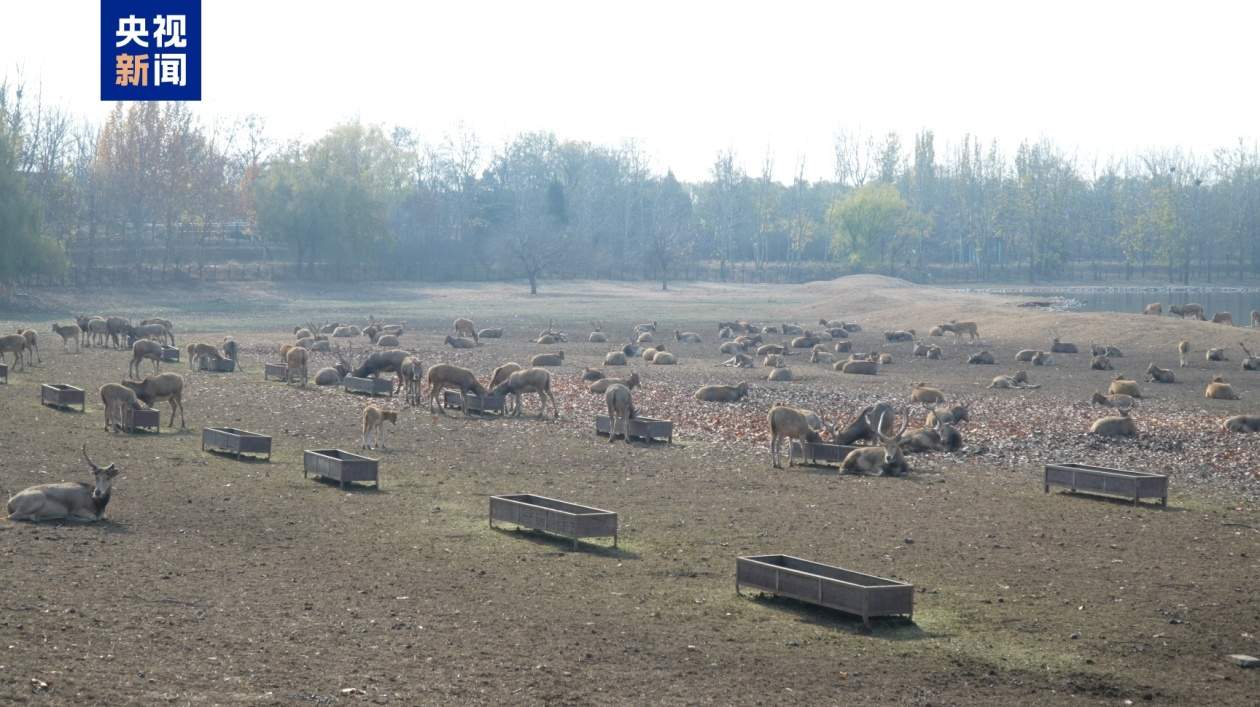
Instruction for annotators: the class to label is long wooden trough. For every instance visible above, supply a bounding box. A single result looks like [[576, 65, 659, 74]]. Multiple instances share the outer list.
[[304, 449, 379, 490], [489, 494, 618, 550], [344, 376, 394, 397], [203, 427, 272, 460], [115, 407, 160, 434], [736, 554, 914, 628], [263, 363, 289, 382], [790, 441, 860, 466], [40, 383, 85, 412], [1044, 462, 1168, 506], [594, 415, 674, 443], [442, 390, 506, 415]]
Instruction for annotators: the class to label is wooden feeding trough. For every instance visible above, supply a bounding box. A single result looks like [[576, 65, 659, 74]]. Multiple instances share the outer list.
[[0, 362, 7, 384], [202, 427, 272, 460], [115, 407, 160, 434], [1044, 462, 1168, 506], [736, 554, 914, 628], [263, 362, 289, 382], [303, 449, 379, 490], [343, 375, 394, 397], [40, 384, 85, 412], [197, 357, 236, 373], [442, 389, 506, 415], [489, 494, 618, 550], [594, 415, 674, 443], [790, 441, 860, 467], [160, 345, 180, 363]]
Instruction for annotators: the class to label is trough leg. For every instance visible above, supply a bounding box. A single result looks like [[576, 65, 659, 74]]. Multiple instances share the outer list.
[[572, 537, 578, 551], [613, 533, 618, 548]]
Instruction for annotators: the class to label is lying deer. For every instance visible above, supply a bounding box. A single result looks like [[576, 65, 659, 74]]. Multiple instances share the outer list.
[[7, 445, 120, 522]]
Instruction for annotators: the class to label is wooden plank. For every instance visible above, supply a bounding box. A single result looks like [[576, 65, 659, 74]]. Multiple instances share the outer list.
[[1044, 463, 1168, 506], [489, 494, 618, 549]]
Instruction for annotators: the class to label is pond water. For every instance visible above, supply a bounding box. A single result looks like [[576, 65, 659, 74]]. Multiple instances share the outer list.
[[962, 286, 1260, 320]]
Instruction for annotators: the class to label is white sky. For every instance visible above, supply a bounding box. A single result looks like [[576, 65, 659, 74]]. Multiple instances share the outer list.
[[1, 0, 1257, 181]]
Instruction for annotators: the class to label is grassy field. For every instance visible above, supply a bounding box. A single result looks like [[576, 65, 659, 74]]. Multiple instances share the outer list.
[[0, 276, 1257, 705]]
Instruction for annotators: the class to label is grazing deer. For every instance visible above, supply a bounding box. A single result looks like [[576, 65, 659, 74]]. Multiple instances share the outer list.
[[605, 384, 636, 444], [361, 405, 398, 450], [17, 329, 39, 364], [396, 356, 424, 404], [99, 383, 146, 433], [453, 318, 479, 343], [491, 367, 560, 418], [940, 320, 979, 342], [6, 445, 120, 522], [768, 404, 834, 468], [129, 339, 163, 378], [1169, 303, 1205, 320], [1213, 312, 1234, 325], [286, 346, 309, 387], [426, 364, 488, 416], [122, 373, 186, 429]]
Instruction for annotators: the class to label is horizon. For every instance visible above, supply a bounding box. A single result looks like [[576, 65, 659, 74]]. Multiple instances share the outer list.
[[3, 1, 1259, 182]]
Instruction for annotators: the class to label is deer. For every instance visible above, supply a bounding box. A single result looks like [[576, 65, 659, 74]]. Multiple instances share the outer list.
[[967, 350, 995, 365], [1221, 415, 1260, 433], [693, 382, 749, 402], [1238, 342, 1260, 371], [17, 329, 39, 364], [426, 364, 488, 416], [491, 367, 559, 418], [1049, 334, 1079, 354], [126, 322, 172, 347], [1090, 354, 1114, 371], [51, 323, 81, 353], [530, 351, 564, 367], [1092, 392, 1137, 409], [1212, 312, 1234, 325], [1090, 409, 1138, 437], [1206, 347, 1228, 362], [840, 409, 911, 476], [0, 333, 28, 371], [1169, 303, 1205, 320], [719, 352, 754, 368], [99, 383, 146, 433], [925, 402, 970, 426], [396, 356, 424, 404], [940, 320, 979, 342], [590, 372, 640, 395], [450, 317, 479, 342], [6, 445, 120, 522], [674, 329, 702, 343], [791, 335, 820, 349], [352, 350, 409, 379], [809, 349, 835, 365], [445, 335, 477, 349], [121, 373, 186, 429], [838, 359, 879, 375], [1090, 343, 1123, 358], [129, 339, 163, 378], [1143, 303, 1162, 315], [989, 371, 1039, 389], [477, 327, 502, 339], [104, 316, 129, 349], [222, 337, 244, 371], [768, 404, 835, 468], [361, 405, 398, 450], [910, 383, 946, 404], [604, 384, 636, 444], [1205, 376, 1240, 400], [766, 367, 792, 381], [1108, 375, 1142, 398], [884, 330, 915, 343], [832, 402, 895, 445], [186, 342, 226, 371], [1253, 311, 1260, 328], [1145, 363, 1176, 383], [604, 351, 628, 366], [588, 326, 608, 343], [901, 414, 962, 454], [1178, 340, 1191, 368], [286, 346, 309, 387], [581, 367, 604, 382]]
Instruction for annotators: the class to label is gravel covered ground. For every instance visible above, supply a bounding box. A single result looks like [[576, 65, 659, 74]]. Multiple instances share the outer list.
[[0, 276, 1256, 705]]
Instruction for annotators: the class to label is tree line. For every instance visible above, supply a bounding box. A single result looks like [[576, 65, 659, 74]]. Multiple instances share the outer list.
[[4, 78, 1260, 294]]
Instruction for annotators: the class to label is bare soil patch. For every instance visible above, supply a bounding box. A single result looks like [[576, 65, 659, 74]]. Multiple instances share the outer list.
[[1, 276, 1256, 705]]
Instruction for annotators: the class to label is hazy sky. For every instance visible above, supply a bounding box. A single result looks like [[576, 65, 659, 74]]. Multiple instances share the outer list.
[[2, 1, 1256, 181]]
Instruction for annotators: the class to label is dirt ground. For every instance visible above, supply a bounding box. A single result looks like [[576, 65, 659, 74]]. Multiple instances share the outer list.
[[0, 276, 1257, 705]]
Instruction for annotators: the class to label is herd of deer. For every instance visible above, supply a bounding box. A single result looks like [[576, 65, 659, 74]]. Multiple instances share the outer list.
[[7, 302, 1260, 522]]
